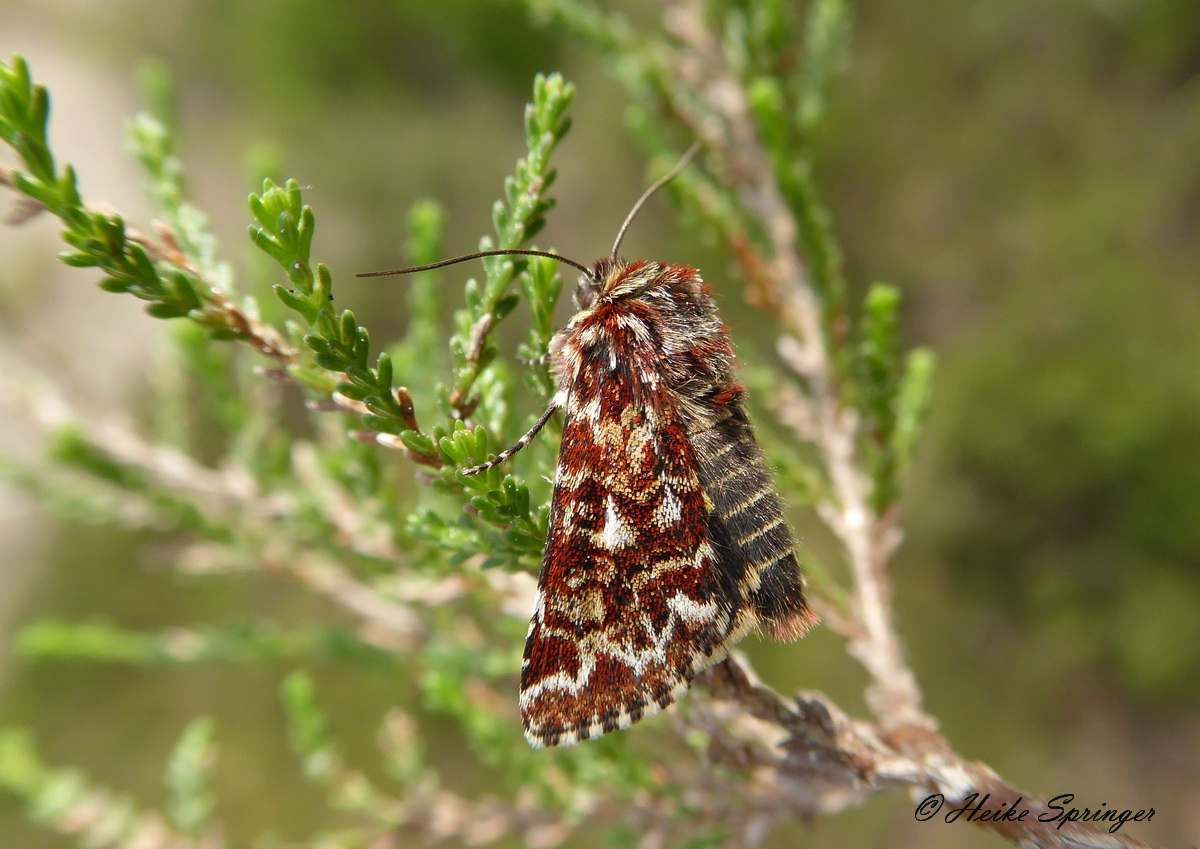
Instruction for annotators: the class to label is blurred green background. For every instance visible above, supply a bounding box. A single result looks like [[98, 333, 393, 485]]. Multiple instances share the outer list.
[[0, 1, 1197, 847]]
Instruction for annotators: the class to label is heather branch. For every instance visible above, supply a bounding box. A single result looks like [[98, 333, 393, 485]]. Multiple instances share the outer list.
[[637, 1, 1163, 847], [2, 361, 427, 649], [443, 73, 572, 418], [693, 656, 1160, 849], [247, 78, 573, 568], [660, 0, 925, 732], [4, 357, 558, 677], [0, 141, 294, 367]]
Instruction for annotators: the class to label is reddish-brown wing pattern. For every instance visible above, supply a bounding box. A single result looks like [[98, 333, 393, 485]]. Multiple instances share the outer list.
[[517, 259, 815, 747], [521, 276, 731, 745]]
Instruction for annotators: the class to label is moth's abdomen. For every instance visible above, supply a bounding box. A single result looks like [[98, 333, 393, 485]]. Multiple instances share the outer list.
[[692, 408, 817, 642]]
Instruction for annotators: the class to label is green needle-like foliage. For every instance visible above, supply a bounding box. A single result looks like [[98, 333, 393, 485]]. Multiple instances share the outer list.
[[0, 0, 942, 841]]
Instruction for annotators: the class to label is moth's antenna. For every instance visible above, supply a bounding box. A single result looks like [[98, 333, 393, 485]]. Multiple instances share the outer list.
[[357, 248, 593, 279], [610, 141, 701, 260]]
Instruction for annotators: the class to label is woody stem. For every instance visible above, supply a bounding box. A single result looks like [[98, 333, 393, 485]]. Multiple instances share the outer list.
[[663, 0, 927, 729]]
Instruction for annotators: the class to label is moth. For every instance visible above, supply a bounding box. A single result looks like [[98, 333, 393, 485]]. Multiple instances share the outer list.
[[362, 148, 816, 747]]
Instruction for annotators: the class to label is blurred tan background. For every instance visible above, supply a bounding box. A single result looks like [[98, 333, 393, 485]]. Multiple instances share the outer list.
[[1, 1, 1198, 847]]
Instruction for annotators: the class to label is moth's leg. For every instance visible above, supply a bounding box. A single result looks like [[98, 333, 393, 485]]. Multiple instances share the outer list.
[[462, 401, 560, 475]]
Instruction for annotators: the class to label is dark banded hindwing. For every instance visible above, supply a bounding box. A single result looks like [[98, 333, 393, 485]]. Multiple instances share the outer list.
[[691, 405, 817, 642]]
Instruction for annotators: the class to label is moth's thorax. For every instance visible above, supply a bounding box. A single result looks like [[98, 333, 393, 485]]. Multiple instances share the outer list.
[[553, 258, 741, 427], [573, 258, 702, 309]]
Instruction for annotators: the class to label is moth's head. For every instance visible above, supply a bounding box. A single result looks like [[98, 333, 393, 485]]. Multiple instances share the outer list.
[[572, 260, 604, 311], [571, 144, 702, 313], [575, 258, 669, 310]]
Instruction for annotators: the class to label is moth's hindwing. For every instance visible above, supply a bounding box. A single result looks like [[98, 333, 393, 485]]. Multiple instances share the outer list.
[[692, 407, 817, 642]]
